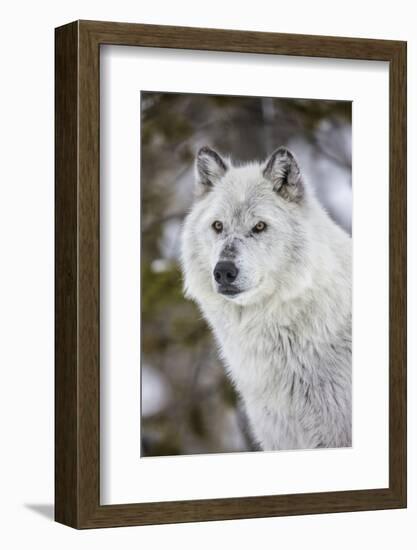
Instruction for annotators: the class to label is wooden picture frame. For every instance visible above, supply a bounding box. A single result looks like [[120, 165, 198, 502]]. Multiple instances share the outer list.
[[55, 20, 407, 529]]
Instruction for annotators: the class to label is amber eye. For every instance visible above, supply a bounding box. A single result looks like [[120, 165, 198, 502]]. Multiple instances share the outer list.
[[212, 220, 223, 233], [253, 221, 267, 233]]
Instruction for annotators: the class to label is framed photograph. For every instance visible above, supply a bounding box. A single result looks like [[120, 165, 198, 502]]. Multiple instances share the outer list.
[[55, 20, 407, 528]]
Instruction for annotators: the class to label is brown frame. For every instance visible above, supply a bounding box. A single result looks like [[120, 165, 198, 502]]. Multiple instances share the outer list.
[[55, 20, 407, 529]]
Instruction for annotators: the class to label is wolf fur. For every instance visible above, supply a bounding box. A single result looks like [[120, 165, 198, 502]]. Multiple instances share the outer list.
[[181, 146, 352, 450]]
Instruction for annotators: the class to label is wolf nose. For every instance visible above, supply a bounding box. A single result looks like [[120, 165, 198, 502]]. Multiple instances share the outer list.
[[213, 261, 239, 284]]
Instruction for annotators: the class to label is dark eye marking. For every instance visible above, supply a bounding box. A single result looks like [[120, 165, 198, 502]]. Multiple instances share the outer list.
[[252, 221, 267, 234], [212, 220, 223, 233]]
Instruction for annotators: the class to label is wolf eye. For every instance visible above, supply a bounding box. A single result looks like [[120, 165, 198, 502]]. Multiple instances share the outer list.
[[212, 220, 223, 233], [252, 221, 267, 233]]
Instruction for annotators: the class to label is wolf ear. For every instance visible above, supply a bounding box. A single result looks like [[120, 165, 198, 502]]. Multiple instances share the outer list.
[[263, 147, 304, 202], [195, 146, 228, 194]]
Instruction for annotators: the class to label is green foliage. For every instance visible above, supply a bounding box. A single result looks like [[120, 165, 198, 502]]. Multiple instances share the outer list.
[[172, 315, 209, 348], [141, 262, 183, 318]]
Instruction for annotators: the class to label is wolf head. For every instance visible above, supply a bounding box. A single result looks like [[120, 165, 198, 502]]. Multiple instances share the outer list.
[[181, 146, 314, 308]]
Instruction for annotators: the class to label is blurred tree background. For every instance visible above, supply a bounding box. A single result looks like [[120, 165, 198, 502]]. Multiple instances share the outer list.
[[141, 91, 352, 457]]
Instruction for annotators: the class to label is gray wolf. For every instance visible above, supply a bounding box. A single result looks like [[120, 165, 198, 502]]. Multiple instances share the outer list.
[[181, 146, 352, 450]]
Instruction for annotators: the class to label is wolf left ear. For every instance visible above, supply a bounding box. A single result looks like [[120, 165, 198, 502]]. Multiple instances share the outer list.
[[263, 147, 304, 202], [195, 146, 228, 194]]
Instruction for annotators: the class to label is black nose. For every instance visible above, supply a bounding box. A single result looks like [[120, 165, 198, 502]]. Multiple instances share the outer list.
[[213, 261, 239, 285]]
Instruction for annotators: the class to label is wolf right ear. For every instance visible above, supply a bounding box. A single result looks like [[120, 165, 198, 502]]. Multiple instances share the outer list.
[[263, 147, 304, 202], [195, 146, 228, 194]]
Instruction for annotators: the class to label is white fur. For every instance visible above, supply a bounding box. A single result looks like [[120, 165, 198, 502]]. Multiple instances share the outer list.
[[181, 148, 352, 450]]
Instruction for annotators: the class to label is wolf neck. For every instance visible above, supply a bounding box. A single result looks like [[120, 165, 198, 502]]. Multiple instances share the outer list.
[[208, 276, 345, 337]]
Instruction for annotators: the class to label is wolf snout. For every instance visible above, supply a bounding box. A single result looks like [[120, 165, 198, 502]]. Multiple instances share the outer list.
[[213, 261, 239, 285]]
